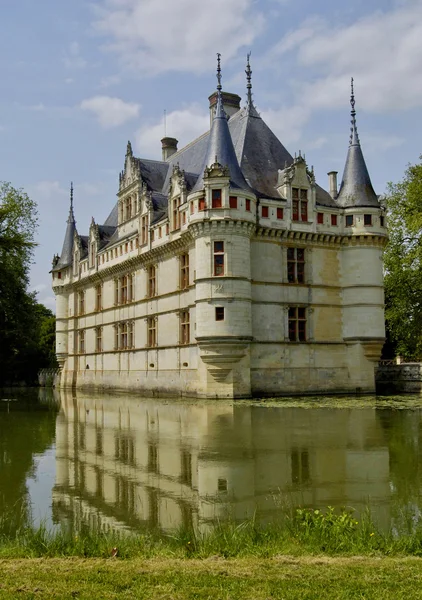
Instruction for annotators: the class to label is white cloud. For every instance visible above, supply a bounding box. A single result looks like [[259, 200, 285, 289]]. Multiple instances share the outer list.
[[63, 41, 87, 69], [27, 181, 68, 202], [136, 104, 209, 158], [269, 1, 422, 112], [92, 0, 265, 75], [261, 105, 311, 147], [80, 96, 140, 128]]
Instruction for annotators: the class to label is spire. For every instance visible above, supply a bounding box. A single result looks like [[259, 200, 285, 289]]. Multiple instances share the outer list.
[[192, 55, 250, 192], [246, 52, 253, 107], [126, 140, 133, 156], [54, 182, 77, 270], [349, 77, 360, 146], [337, 79, 379, 207]]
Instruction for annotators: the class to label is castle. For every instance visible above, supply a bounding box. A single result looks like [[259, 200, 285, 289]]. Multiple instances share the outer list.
[[52, 58, 387, 398]]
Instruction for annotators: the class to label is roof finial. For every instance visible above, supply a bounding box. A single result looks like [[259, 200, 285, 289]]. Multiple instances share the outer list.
[[246, 52, 253, 106], [216, 53, 222, 93], [350, 77, 360, 146], [68, 181, 75, 224]]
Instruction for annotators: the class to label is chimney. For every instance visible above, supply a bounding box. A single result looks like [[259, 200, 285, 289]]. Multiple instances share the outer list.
[[208, 91, 241, 127], [328, 171, 338, 199], [161, 137, 178, 161]]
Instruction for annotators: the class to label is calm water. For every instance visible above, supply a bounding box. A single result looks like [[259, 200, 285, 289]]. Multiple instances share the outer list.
[[1, 388, 422, 535]]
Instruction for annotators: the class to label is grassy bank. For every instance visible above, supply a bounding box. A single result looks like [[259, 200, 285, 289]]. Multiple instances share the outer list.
[[2, 508, 422, 559]]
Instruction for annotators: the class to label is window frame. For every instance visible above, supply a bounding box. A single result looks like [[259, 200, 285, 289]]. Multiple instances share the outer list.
[[292, 188, 308, 222], [148, 265, 157, 297], [215, 307, 225, 321], [288, 306, 307, 342], [213, 241, 225, 277], [345, 215, 353, 227], [287, 247, 305, 284], [96, 326, 102, 353], [211, 189, 222, 209], [364, 214, 372, 226], [180, 253, 189, 290], [180, 310, 190, 345], [261, 205, 269, 218], [147, 316, 157, 347], [229, 196, 237, 209]]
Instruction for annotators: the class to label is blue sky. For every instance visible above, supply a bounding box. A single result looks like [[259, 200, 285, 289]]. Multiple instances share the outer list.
[[1, 0, 422, 310]]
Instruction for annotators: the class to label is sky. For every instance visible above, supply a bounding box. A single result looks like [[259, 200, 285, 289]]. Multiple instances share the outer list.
[[1, 0, 422, 311]]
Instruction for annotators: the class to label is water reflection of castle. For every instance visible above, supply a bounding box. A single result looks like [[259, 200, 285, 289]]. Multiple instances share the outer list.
[[53, 392, 391, 533]]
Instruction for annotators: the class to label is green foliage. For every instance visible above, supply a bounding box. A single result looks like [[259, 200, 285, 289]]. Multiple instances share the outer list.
[[0, 182, 57, 384], [384, 158, 422, 359]]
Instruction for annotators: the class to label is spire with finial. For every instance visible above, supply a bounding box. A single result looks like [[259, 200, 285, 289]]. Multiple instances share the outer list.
[[54, 181, 77, 270], [126, 140, 133, 156], [349, 77, 360, 146], [191, 54, 250, 192], [337, 78, 379, 208], [246, 52, 253, 106]]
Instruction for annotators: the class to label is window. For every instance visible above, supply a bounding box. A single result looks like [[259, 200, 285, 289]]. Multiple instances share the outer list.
[[78, 329, 85, 353], [245, 198, 251, 212], [182, 211, 186, 225], [287, 248, 305, 284], [120, 322, 128, 349], [166, 223, 169, 235], [148, 265, 157, 297], [120, 275, 128, 304], [125, 196, 132, 220], [215, 307, 225, 321], [128, 273, 134, 302], [95, 284, 102, 312], [292, 188, 308, 222], [180, 253, 189, 289], [277, 207, 283, 220], [346, 215, 353, 227], [151, 230, 155, 242], [114, 325, 119, 350], [198, 197, 206, 211], [213, 241, 225, 276], [159, 227, 162, 239], [96, 327, 102, 352], [229, 196, 237, 209], [57, 271, 62, 279], [190, 202, 194, 214], [90, 243, 95, 267], [172, 197, 181, 230], [331, 214, 338, 226], [364, 214, 372, 226], [78, 291, 85, 315], [262, 206, 269, 218], [380, 215, 385, 227], [128, 321, 134, 348], [288, 307, 306, 342], [147, 317, 157, 347], [141, 215, 148, 245], [317, 212, 324, 224], [180, 310, 190, 345], [212, 189, 222, 208], [114, 279, 119, 305]]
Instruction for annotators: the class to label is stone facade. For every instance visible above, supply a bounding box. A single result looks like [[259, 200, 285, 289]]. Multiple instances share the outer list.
[[52, 62, 387, 398]]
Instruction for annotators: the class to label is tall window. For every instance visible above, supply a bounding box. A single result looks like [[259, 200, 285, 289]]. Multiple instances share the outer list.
[[198, 197, 206, 211], [141, 215, 148, 245], [128, 273, 134, 302], [229, 196, 237, 209], [114, 279, 119, 305], [261, 206, 269, 218], [364, 214, 372, 226], [180, 253, 189, 289], [317, 212, 324, 224], [213, 241, 224, 276], [172, 197, 181, 230], [90, 243, 95, 267], [147, 317, 157, 347], [128, 321, 134, 348], [331, 214, 338, 226], [120, 275, 128, 304], [95, 284, 102, 312], [125, 196, 132, 220], [120, 322, 128, 349], [292, 188, 308, 222], [78, 329, 85, 353], [212, 189, 222, 208], [114, 324, 119, 350], [148, 265, 157, 297], [78, 291, 85, 315], [277, 207, 283, 220], [96, 327, 102, 352], [288, 307, 306, 342], [245, 199, 251, 212], [180, 310, 190, 345], [287, 248, 305, 284]]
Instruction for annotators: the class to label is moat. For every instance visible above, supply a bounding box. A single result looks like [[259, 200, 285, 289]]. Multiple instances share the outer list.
[[2, 388, 422, 535]]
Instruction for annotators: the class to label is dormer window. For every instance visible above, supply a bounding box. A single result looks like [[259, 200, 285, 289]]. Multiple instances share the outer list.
[[125, 196, 132, 220], [172, 197, 181, 230], [212, 189, 222, 209], [292, 188, 308, 222]]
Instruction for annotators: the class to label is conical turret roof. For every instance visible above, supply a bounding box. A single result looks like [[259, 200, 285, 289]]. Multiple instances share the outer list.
[[54, 183, 76, 270], [337, 79, 379, 208], [192, 55, 251, 193]]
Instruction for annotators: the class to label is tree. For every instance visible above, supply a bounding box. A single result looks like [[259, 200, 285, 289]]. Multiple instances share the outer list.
[[383, 158, 422, 360], [0, 182, 57, 384]]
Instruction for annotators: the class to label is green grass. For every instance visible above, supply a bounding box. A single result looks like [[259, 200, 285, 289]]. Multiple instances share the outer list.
[[2, 509, 422, 598], [2, 507, 422, 560]]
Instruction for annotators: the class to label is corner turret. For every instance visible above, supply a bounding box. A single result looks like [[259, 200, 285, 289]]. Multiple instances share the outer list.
[[337, 79, 379, 208]]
